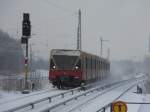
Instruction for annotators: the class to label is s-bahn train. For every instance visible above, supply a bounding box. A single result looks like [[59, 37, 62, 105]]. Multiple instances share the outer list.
[[49, 49, 110, 89]]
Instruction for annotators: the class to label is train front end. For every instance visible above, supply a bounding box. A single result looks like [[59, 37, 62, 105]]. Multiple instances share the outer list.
[[49, 49, 82, 89]]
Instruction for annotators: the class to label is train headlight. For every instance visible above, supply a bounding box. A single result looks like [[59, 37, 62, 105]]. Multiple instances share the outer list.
[[75, 66, 79, 69], [75, 76, 79, 79], [53, 66, 56, 69]]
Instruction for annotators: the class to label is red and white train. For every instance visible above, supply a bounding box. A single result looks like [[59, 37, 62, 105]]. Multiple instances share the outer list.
[[49, 49, 110, 89]]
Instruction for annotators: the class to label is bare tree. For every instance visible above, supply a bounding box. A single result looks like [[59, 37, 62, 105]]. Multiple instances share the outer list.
[[0, 29, 24, 75]]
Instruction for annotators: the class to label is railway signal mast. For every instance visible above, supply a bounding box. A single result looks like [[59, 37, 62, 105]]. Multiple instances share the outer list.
[[100, 37, 109, 57], [21, 13, 31, 94], [77, 9, 82, 50]]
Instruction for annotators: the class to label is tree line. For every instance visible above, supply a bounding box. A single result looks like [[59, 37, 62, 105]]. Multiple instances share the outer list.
[[0, 29, 48, 76], [0, 29, 24, 75]]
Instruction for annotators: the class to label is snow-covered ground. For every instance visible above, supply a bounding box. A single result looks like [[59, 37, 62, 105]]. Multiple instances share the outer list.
[[43, 78, 146, 112], [20, 78, 143, 112], [0, 87, 67, 112], [0, 84, 54, 104], [66, 80, 138, 112], [0, 73, 148, 112], [137, 95, 150, 112], [0, 90, 23, 103], [0, 77, 132, 112], [119, 89, 144, 112]]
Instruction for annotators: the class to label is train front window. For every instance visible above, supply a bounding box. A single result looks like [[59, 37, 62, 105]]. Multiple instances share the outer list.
[[53, 55, 78, 69]]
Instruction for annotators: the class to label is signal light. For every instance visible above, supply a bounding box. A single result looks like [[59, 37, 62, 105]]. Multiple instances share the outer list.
[[24, 57, 28, 66], [53, 66, 56, 69], [22, 13, 31, 37]]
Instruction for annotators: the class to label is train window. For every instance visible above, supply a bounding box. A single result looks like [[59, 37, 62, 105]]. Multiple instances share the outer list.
[[97, 60, 99, 69], [92, 58, 94, 69], [92, 59, 94, 69], [85, 57, 88, 78], [96, 60, 98, 69], [53, 55, 79, 69], [99, 61, 100, 69], [91, 58, 93, 69], [100, 61, 101, 68], [85, 57, 88, 69], [88, 58, 91, 69], [94, 59, 96, 69], [87, 57, 90, 70], [89, 57, 91, 78]]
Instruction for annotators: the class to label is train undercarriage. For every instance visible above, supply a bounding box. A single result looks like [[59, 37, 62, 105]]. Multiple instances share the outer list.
[[51, 76, 82, 89]]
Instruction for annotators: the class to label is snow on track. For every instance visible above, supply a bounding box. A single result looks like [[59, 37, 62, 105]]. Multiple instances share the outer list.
[[55, 80, 138, 112], [0, 77, 145, 112], [0, 88, 56, 105], [137, 94, 150, 112], [26, 78, 142, 112], [0, 88, 66, 112], [0, 78, 112, 112], [119, 92, 144, 112]]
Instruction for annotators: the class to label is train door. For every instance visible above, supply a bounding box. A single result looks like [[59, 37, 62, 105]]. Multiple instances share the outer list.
[[97, 60, 100, 77], [95, 59, 98, 80], [85, 56, 88, 81], [91, 57, 93, 80], [82, 55, 86, 81], [101, 61, 104, 79], [87, 56, 91, 81], [89, 56, 93, 80], [100, 60, 102, 80], [93, 58, 96, 80], [94, 58, 96, 80], [87, 57, 90, 80], [91, 57, 94, 80]]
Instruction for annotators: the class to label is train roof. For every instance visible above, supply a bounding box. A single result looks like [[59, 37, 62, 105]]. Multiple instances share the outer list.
[[51, 49, 81, 56], [51, 49, 109, 63]]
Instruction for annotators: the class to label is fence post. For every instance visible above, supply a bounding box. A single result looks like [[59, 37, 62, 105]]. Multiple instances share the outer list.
[[110, 103, 113, 112], [102, 107, 105, 112], [48, 97, 51, 103], [31, 103, 34, 109], [61, 93, 64, 98], [71, 90, 74, 95]]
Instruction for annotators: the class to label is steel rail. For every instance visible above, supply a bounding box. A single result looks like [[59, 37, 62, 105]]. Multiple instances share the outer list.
[[31, 78, 138, 112], [96, 78, 146, 112], [4, 82, 95, 112], [64, 79, 131, 112], [125, 102, 150, 104], [0, 88, 56, 105], [4, 76, 144, 112]]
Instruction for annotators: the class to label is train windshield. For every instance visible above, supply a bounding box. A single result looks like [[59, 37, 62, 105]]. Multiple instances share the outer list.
[[53, 55, 79, 69]]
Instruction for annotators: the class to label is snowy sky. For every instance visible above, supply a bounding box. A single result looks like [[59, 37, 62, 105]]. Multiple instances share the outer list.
[[0, 0, 150, 60]]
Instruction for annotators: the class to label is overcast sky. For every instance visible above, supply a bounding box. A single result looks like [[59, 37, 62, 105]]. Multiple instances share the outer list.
[[0, 0, 150, 61]]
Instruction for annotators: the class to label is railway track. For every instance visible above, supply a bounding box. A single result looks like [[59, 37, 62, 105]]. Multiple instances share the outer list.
[[0, 87, 57, 105], [0, 88, 69, 112], [67, 77, 145, 112], [70, 82, 137, 112], [0, 76, 145, 112], [0, 78, 113, 111], [28, 76, 145, 112], [0, 82, 96, 112]]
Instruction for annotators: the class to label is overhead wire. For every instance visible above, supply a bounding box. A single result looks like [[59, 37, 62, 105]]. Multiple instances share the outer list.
[[40, 0, 78, 16]]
